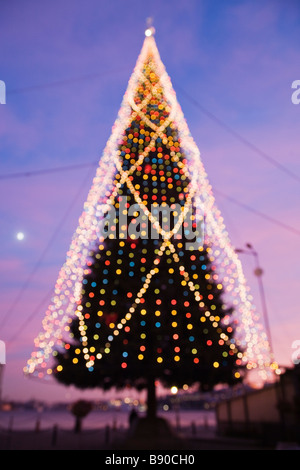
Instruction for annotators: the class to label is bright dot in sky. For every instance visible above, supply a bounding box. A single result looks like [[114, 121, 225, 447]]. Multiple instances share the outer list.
[[145, 27, 155, 37], [16, 232, 25, 241], [170, 386, 178, 395]]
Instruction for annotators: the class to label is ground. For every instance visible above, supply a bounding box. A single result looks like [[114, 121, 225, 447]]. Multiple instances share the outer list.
[[0, 417, 278, 450]]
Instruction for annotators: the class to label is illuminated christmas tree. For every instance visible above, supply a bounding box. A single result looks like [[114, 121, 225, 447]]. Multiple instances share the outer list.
[[25, 27, 276, 413], [53, 238, 242, 416]]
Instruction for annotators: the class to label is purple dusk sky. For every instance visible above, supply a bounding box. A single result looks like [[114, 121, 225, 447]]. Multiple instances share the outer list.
[[0, 0, 299, 403]]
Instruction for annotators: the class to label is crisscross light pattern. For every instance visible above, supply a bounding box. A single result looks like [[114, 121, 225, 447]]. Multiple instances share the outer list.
[[25, 33, 276, 382]]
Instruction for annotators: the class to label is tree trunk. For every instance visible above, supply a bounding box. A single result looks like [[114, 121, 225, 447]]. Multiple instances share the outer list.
[[146, 375, 157, 420], [74, 416, 82, 433]]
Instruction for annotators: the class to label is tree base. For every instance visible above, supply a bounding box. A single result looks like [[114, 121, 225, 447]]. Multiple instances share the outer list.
[[115, 416, 186, 450]]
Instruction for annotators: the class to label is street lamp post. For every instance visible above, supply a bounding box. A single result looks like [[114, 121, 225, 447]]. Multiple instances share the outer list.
[[235, 243, 274, 360]]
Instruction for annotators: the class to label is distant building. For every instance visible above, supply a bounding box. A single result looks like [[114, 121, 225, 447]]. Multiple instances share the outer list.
[[216, 366, 300, 445]]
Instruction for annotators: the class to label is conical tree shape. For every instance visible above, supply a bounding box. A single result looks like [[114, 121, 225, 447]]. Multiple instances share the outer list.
[[25, 31, 274, 392]]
